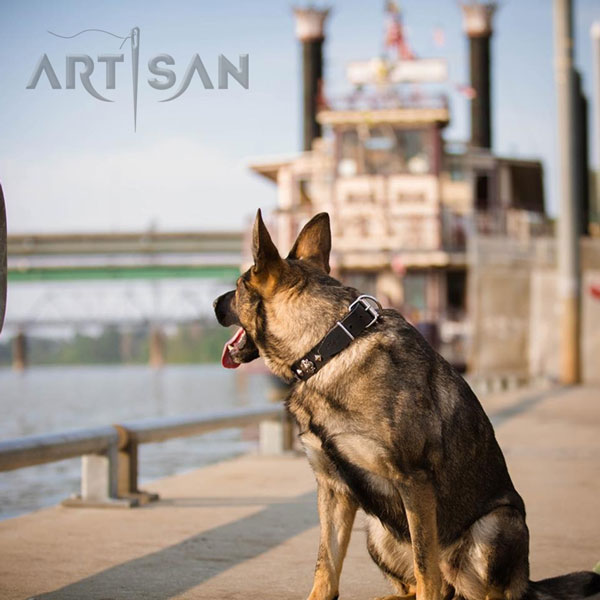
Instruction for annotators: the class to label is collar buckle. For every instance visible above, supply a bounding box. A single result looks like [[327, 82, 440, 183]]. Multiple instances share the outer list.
[[349, 294, 381, 328]]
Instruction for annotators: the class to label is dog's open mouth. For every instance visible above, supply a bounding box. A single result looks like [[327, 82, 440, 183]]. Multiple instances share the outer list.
[[222, 327, 246, 369], [221, 327, 259, 369]]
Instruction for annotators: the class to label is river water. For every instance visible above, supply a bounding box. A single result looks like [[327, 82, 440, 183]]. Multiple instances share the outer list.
[[0, 364, 273, 520]]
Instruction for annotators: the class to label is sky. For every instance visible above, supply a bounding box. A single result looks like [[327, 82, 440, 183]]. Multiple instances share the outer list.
[[1, 0, 599, 234]]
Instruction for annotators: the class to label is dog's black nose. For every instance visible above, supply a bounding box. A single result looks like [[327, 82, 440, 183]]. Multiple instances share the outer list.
[[214, 291, 238, 326]]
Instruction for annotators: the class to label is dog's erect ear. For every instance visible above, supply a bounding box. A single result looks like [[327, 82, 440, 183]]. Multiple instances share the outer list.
[[252, 209, 283, 279], [287, 213, 331, 273]]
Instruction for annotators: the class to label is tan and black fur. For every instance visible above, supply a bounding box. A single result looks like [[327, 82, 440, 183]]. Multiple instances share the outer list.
[[214, 210, 600, 600]]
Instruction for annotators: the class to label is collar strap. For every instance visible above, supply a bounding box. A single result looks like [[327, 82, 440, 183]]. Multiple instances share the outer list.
[[291, 295, 382, 382]]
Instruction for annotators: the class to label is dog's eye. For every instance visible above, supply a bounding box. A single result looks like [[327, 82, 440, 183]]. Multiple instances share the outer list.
[[239, 270, 252, 286], [236, 277, 251, 298]]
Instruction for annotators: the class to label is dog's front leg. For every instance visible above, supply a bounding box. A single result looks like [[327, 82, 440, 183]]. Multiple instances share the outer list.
[[400, 477, 443, 600], [308, 476, 358, 600]]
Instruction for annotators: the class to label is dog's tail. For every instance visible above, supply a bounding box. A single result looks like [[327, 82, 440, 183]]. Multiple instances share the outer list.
[[525, 571, 600, 599]]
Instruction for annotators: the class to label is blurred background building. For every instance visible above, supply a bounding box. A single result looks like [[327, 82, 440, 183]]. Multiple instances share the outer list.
[[2, 1, 600, 384], [249, 1, 600, 382]]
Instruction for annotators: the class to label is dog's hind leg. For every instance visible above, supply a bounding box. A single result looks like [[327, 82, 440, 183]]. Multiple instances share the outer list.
[[307, 475, 358, 600], [442, 506, 529, 600]]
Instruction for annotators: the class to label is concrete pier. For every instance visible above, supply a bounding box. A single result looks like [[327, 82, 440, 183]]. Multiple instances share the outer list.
[[0, 385, 598, 599], [11, 331, 27, 371], [148, 326, 166, 369]]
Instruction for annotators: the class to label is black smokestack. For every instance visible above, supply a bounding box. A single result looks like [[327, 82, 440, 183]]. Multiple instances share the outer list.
[[293, 7, 330, 152], [461, 2, 496, 149]]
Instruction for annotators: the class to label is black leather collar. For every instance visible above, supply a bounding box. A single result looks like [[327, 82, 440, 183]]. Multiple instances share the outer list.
[[291, 295, 382, 382]]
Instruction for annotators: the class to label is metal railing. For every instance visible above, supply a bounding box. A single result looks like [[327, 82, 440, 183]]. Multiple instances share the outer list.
[[0, 404, 290, 509], [0, 426, 118, 471]]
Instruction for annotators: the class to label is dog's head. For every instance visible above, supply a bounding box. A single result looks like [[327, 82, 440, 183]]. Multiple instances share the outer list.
[[214, 209, 351, 380]]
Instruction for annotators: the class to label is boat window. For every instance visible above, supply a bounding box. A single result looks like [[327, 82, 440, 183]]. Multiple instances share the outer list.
[[337, 125, 432, 176]]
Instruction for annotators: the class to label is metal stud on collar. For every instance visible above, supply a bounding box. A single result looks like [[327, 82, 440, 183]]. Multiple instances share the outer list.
[[298, 358, 316, 376]]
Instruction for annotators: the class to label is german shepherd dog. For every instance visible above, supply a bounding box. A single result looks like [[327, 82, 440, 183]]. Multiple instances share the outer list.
[[214, 210, 600, 600]]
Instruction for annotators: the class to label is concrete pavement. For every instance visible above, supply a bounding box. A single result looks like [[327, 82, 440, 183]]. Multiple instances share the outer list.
[[0, 385, 599, 599]]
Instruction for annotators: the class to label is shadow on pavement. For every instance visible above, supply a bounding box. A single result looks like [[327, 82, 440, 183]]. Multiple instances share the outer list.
[[31, 387, 570, 599], [31, 490, 318, 600], [489, 386, 568, 428]]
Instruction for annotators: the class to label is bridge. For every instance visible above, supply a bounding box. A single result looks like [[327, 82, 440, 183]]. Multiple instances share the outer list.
[[4, 231, 245, 368], [7, 230, 244, 283]]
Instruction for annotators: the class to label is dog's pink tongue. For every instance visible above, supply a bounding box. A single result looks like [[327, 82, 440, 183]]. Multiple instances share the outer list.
[[221, 327, 244, 369]]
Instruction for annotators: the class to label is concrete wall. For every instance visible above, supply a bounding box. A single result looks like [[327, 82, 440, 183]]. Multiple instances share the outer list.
[[529, 268, 600, 384], [471, 237, 600, 383], [528, 269, 560, 380], [468, 261, 531, 375]]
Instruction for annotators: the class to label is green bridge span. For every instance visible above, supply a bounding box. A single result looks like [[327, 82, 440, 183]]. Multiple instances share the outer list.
[[7, 231, 244, 282]]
